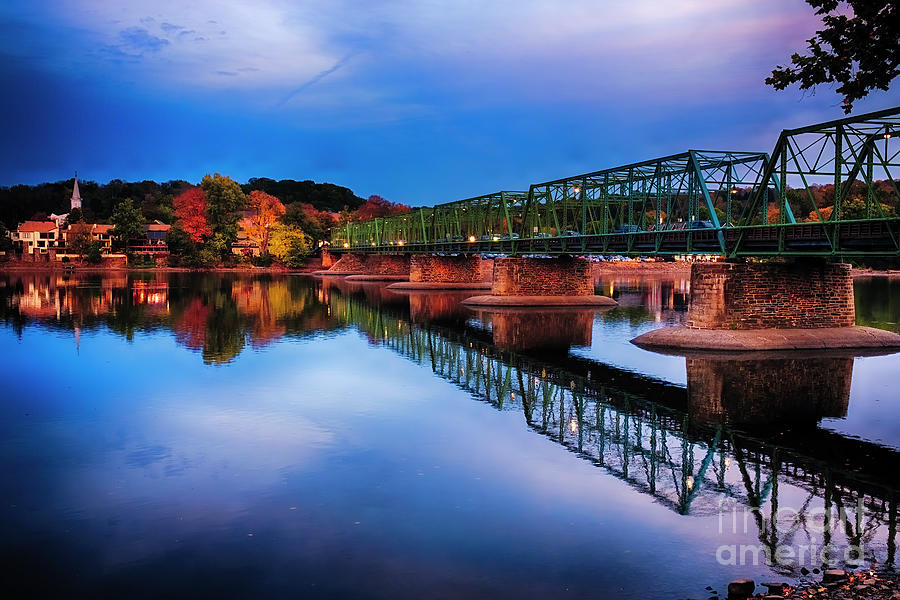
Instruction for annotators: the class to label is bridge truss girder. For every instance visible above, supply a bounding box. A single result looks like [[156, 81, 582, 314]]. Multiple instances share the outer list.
[[333, 107, 900, 257]]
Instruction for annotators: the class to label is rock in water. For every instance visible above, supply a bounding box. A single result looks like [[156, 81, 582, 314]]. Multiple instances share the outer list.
[[822, 569, 847, 583], [727, 579, 755, 598]]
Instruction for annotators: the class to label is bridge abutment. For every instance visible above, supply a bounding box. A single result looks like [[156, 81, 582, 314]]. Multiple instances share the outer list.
[[633, 261, 900, 350], [462, 257, 617, 307], [387, 255, 492, 290], [317, 253, 367, 275]]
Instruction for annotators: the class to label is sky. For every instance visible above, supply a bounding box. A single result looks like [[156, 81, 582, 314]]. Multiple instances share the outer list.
[[1, 0, 898, 206]]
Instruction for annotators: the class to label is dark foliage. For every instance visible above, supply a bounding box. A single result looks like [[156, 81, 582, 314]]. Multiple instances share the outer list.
[[1, 177, 366, 230], [243, 178, 365, 213], [767, 0, 899, 112]]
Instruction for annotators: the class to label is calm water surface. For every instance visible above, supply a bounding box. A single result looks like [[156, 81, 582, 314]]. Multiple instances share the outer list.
[[2, 270, 900, 599]]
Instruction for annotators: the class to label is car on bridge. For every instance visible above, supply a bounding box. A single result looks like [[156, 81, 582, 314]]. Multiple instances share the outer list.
[[612, 225, 642, 234]]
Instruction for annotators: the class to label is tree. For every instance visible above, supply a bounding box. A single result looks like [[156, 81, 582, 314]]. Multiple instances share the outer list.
[[67, 222, 94, 259], [63, 207, 83, 227], [354, 195, 411, 220], [0, 223, 12, 252], [246, 190, 285, 255], [173, 188, 212, 242], [86, 241, 104, 264], [282, 202, 335, 246], [110, 198, 145, 248], [268, 224, 312, 267], [201, 174, 246, 254], [766, 1, 899, 113], [165, 223, 195, 258]]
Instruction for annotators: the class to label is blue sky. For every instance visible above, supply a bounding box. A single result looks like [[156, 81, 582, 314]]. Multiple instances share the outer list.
[[1, 0, 898, 205]]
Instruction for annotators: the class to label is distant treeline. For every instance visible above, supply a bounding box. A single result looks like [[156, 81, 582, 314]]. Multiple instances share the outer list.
[[0, 177, 366, 229]]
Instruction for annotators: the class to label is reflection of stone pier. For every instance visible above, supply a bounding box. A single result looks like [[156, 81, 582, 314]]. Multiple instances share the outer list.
[[686, 354, 853, 426], [405, 291, 476, 324], [474, 309, 595, 352]]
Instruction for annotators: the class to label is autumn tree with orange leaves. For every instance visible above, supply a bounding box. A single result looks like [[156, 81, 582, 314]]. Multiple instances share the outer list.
[[173, 188, 212, 242], [354, 195, 411, 221], [245, 190, 285, 255]]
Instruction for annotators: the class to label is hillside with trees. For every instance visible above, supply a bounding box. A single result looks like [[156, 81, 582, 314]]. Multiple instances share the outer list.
[[0, 174, 413, 268], [0, 177, 367, 231]]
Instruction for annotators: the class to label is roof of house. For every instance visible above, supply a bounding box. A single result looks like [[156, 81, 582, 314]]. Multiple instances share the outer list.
[[145, 224, 171, 232], [18, 221, 59, 233], [93, 224, 114, 234]]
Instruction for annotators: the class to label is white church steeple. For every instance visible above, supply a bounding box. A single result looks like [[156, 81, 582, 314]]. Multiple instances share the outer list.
[[71, 173, 82, 211]]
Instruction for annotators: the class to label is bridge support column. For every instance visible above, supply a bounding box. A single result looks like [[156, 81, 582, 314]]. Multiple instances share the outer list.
[[345, 254, 410, 281], [462, 257, 617, 307], [387, 255, 492, 290], [633, 261, 900, 350]]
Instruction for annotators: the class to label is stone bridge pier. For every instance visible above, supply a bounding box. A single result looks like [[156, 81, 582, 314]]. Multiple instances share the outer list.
[[387, 255, 493, 290], [462, 256, 617, 308], [633, 261, 900, 351]]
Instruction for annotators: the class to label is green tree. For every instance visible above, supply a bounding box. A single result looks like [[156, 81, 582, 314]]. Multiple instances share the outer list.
[[86, 241, 104, 264], [165, 224, 195, 261], [201, 174, 246, 256], [282, 202, 331, 246], [67, 222, 94, 259], [63, 207, 83, 227], [841, 195, 898, 219], [0, 223, 12, 252], [268, 224, 312, 267], [110, 198, 145, 248], [766, 1, 899, 113]]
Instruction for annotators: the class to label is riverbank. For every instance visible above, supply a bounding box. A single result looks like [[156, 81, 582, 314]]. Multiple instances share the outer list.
[[0, 262, 321, 274], [714, 568, 900, 600]]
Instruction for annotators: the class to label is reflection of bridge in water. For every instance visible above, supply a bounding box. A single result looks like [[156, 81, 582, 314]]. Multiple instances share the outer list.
[[320, 278, 899, 572]]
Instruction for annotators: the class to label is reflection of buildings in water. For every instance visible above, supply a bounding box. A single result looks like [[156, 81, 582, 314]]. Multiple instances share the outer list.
[[131, 280, 169, 312], [9, 273, 169, 321], [598, 275, 690, 322], [685, 355, 853, 426], [474, 309, 594, 352]]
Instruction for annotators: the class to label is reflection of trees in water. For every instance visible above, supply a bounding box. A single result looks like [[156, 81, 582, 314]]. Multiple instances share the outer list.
[[0, 272, 339, 364], [854, 277, 900, 333]]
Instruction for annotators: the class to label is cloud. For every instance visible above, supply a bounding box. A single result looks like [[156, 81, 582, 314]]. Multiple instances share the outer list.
[[159, 22, 182, 34], [0, 0, 830, 121], [118, 26, 169, 54]]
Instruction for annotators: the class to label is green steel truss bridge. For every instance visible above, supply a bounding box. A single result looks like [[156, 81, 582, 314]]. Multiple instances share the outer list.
[[333, 107, 900, 257], [324, 286, 900, 567]]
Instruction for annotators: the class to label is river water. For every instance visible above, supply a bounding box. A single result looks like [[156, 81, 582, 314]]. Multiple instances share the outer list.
[[1, 270, 899, 599]]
